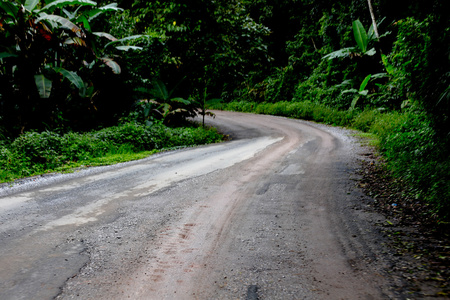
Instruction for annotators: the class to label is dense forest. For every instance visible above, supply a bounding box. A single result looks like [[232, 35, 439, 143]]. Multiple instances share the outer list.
[[0, 0, 449, 220]]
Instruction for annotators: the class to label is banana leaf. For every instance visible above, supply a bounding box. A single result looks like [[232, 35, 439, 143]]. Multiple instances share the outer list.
[[359, 74, 371, 92], [36, 14, 83, 37], [352, 20, 368, 53], [101, 58, 121, 74], [24, 0, 40, 11], [35, 75, 52, 98], [39, 0, 97, 13], [0, 1, 19, 18], [322, 47, 353, 60]]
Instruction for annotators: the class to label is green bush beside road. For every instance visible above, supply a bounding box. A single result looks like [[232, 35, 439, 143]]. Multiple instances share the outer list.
[[0, 122, 222, 183]]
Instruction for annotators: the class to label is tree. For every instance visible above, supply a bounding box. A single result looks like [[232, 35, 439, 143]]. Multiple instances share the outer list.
[[108, 0, 271, 100], [367, 0, 380, 40], [0, 1, 143, 135]]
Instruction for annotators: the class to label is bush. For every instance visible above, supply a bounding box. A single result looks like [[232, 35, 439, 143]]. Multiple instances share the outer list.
[[370, 111, 409, 137], [390, 16, 450, 138], [381, 115, 450, 219], [0, 122, 223, 182], [10, 131, 65, 173], [224, 100, 354, 127], [352, 109, 380, 132]]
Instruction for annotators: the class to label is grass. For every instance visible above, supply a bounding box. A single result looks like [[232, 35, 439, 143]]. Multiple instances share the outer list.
[[0, 150, 161, 183], [354, 132, 380, 148], [52, 150, 159, 171], [0, 122, 223, 183]]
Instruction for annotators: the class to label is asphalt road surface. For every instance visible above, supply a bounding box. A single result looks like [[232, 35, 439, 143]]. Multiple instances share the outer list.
[[0, 111, 393, 299]]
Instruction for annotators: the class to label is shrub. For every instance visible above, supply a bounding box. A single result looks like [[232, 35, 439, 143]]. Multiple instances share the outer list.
[[369, 111, 409, 137], [352, 109, 380, 132], [1, 122, 222, 182], [382, 114, 450, 219]]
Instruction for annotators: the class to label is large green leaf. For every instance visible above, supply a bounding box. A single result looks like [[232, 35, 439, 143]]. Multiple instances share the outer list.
[[341, 89, 358, 94], [101, 58, 121, 74], [365, 48, 376, 56], [0, 1, 19, 18], [0, 52, 18, 59], [151, 80, 169, 101], [62, 7, 75, 19], [350, 95, 360, 110], [371, 73, 388, 79], [93, 32, 117, 41], [86, 3, 123, 21], [64, 37, 87, 46], [115, 46, 142, 51], [97, 3, 121, 11], [105, 35, 145, 48], [335, 79, 353, 88], [322, 47, 353, 60], [24, 0, 40, 11], [352, 20, 368, 53], [54, 67, 84, 89], [358, 90, 369, 96], [34, 75, 52, 98], [76, 15, 91, 32], [40, 0, 97, 13], [171, 97, 191, 105], [359, 74, 371, 92], [36, 14, 82, 36]]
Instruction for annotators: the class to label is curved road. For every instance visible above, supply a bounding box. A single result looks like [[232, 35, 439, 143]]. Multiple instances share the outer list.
[[0, 111, 391, 299]]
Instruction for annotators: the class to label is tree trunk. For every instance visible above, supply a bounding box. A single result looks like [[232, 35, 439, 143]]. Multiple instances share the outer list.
[[367, 0, 380, 40]]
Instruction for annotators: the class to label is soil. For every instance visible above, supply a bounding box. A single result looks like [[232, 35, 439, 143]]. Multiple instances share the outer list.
[[357, 148, 450, 298]]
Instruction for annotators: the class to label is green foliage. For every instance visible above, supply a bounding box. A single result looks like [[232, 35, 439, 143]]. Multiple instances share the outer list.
[[263, 66, 296, 102], [382, 115, 450, 218], [0, 1, 144, 136], [34, 75, 53, 98], [132, 80, 196, 125], [343, 74, 372, 110], [109, 0, 272, 102], [367, 110, 408, 137], [222, 100, 355, 127], [0, 122, 223, 182], [350, 108, 408, 136], [190, 83, 222, 127], [389, 18, 431, 102], [352, 20, 369, 53], [0, 0, 448, 220], [351, 109, 380, 132], [323, 19, 377, 60], [389, 16, 450, 138]]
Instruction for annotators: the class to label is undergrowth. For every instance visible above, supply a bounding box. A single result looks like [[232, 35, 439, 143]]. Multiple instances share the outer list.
[[0, 122, 223, 183]]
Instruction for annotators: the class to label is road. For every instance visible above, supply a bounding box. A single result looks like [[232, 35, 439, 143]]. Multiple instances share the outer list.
[[0, 111, 392, 299]]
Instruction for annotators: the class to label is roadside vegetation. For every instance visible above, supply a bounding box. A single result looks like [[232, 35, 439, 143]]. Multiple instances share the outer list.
[[1, 0, 448, 225], [0, 122, 222, 183], [215, 101, 450, 222]]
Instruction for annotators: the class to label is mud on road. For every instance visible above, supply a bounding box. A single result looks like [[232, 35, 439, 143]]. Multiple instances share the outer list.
[[0, 111, 400, 299]]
